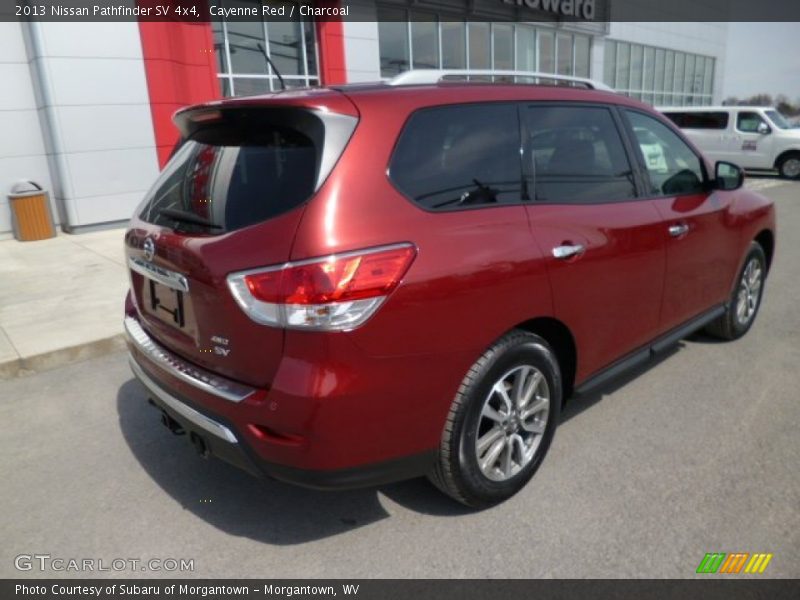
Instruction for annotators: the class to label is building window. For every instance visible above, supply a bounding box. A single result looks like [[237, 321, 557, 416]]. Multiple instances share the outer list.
[[604, 40, 716, 106], [376, 14, 592, 81], [212, 0, 319, 96], [412, 18, 439, 69], [516, 25, 536, 72], [537, 30, 555, 73], [574, 35, 590, 78], [493, 24, 514, 71], [441, 21, 466, 69], [468, 22, 490, 70]]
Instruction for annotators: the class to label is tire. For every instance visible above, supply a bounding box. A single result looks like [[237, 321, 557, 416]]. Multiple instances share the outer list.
[[777, 152, 800, 180], [705, 242, 767, 340], [428, 330, 562, 508]]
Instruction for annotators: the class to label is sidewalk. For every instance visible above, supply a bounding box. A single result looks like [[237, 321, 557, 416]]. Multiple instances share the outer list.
[[0, 228, 128, 379]]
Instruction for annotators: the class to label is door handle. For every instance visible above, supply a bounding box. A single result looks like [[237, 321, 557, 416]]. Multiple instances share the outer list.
[[552, 244, 585, 260], [668, 223, 689, 237]]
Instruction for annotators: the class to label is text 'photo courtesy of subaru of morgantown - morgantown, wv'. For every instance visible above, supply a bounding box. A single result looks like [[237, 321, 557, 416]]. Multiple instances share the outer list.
[[124, 70, 775, 508]]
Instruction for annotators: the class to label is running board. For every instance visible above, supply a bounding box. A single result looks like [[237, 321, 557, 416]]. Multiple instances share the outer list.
[[575, 305, 726, 396]]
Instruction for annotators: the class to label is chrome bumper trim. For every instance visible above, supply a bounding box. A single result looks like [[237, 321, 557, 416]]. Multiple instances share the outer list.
[[128, 256, 190, 293], [129, 355, 239, 444], [123, 316, 254, 403]]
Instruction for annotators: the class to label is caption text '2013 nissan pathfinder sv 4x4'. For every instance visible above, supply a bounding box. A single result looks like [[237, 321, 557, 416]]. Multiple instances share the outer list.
[[124, 70, 775, 507]]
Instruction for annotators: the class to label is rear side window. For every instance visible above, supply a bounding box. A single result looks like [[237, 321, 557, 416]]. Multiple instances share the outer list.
[[389, 104, 523, 210], [664, 111, 729, 130], [524, 105, 636, 203], [139, 112, 321, 233]]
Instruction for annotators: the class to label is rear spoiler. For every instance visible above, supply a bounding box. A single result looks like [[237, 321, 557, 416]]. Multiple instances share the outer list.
[[172, 105, 359, 193]]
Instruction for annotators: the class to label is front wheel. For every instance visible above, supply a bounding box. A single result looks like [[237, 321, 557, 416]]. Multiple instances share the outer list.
[[428, 330, 562, 508], [705, 242, 767, 340]]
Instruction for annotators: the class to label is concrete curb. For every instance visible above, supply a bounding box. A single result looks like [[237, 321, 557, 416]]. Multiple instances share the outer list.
[[0, 334, 126, 380]]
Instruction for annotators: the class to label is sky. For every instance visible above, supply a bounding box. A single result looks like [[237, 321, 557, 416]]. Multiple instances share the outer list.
[[722, 22, 800, 102]]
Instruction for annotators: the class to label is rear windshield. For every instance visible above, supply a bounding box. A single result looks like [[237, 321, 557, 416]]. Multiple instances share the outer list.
[[138, 116, 320, 233]]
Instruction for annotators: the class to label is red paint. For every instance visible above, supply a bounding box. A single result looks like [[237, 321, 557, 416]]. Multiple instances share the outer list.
[[314, 2, 347, 85], [124, 84, 776, 485], [137, 16, 219, 167]]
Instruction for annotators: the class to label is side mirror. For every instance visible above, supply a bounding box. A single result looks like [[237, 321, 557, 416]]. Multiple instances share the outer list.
[[757, 122, 771, 135], [715, 161, 744, 191]]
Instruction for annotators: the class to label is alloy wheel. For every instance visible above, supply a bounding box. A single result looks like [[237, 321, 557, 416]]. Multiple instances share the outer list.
[[735, 257, 763, 326], [475, 365, 550, 482]]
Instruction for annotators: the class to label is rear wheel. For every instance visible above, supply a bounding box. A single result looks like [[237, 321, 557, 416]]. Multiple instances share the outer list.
[[428, 330, 561, 508], [705, 242, 766, 340], [777, 152, 800, 179]]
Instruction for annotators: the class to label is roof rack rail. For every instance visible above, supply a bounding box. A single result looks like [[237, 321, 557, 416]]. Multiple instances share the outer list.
[[387, 69, 614, 92]]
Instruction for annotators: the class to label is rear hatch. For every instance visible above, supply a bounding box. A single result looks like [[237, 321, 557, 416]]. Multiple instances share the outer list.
[[125, 94, 358, 387]]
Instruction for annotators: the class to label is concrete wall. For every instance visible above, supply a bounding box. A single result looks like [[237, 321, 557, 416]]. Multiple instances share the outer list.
[[0, 22, 54, 239], [22, 21, 160, 233]]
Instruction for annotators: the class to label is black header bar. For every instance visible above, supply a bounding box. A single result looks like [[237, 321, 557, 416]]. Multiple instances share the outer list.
[[5, 0, 800, 22]]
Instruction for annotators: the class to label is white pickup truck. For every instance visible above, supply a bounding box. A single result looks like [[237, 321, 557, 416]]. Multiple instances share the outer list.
[[659, 106, 800, 179]]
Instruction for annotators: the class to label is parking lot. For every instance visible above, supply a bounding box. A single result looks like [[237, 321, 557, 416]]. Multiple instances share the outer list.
[[1, 178, 798, 579]]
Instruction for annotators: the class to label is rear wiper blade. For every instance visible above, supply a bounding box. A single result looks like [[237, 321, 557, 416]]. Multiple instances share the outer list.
[[158, 208, 223, 230]]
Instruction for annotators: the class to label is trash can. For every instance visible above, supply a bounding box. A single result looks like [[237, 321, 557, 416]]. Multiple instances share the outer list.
[[8, 180, 56, 241]]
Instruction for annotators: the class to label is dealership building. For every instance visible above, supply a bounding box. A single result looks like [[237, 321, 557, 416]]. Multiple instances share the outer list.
[[0, 0, 730, 238]]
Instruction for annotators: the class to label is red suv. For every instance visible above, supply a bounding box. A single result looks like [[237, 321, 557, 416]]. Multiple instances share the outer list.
[[124, 73, 775, 507]]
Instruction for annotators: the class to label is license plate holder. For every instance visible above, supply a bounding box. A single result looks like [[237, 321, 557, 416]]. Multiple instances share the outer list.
[[148, 279, 186, 328]]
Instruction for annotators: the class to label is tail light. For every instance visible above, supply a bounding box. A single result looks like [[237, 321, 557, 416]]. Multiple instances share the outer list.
[[227, 243, 416, 331]]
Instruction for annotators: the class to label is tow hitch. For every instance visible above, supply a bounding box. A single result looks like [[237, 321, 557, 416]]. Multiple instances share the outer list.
[[155, 404, 185, 436], [190, 432, 209, 458]]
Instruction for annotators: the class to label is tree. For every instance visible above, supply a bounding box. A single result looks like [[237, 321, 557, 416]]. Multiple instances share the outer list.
[[746, 93, 773, 107]]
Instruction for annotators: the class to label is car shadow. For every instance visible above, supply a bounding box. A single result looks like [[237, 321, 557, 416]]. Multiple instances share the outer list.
[[116, 342, 687, 543], [116, 380, 473, 545]]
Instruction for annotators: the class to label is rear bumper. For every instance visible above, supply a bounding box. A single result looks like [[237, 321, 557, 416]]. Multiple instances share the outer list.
[[130, 353, 435, 489], [125, 315, 440, 489]]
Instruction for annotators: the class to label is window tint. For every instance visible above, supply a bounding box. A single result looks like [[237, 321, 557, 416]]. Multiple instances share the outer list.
[[664, 111, 729, 130], [737, 111, 768, 133], [626, 110, 706, 196], [524, 106, 636, 203], [390, 104, 522, 210], [139, 123, 318, 233]]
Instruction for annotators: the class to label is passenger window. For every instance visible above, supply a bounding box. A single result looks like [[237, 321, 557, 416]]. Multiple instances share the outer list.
[[389, 104, 522, 210], [625, 110, 706, 197], [524, 105, 636, 203], [737, 112, 767, 133], [664, 111, 729, 130]]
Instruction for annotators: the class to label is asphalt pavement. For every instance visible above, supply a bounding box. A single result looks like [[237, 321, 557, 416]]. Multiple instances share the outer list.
[[1, 179, 798, 579]]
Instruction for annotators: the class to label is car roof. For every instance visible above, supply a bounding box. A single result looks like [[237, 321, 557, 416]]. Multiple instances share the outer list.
[[215, 81, 645, 106], [658, 105, 775, 111]]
